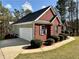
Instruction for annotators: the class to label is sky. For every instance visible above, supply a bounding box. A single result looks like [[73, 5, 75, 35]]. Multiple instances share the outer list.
[[1, 0, 58, 12]]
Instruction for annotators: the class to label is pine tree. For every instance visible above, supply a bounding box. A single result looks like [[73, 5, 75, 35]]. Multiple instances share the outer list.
[[56, 0, 66, 21]]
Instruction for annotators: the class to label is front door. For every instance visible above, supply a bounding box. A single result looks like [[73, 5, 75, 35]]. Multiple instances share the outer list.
[[47, 25, 51, 39]]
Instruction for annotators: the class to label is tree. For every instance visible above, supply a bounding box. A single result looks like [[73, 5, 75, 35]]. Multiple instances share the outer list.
[[56, 0, 77, 35], [75, 0, 79, 35], [13, 8, 32, 21], [13, 9, 21, 20], [56, 0, 66, 21], [20, 9, 32, 17], [0, 1, 13, 39]]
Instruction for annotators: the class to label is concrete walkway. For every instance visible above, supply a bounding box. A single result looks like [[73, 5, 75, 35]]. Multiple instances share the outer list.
[[0, 37, 75, 59], [0, 49, 4, 59], [0, 45, 26, 59], [0, 38, 30, 59]]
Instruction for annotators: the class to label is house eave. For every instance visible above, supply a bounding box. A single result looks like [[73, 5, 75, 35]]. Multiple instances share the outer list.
[[34, 20, 52, 25], [51, 16, 62, 25], [13, 21, 33, 25]]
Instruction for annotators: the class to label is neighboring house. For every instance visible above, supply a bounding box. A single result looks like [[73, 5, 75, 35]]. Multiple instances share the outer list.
[[61, 20, 67, 31], [62, 21, 74, 35], [13, 6, 63, 41]]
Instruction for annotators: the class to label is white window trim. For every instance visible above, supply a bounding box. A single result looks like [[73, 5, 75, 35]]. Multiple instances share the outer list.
[[40, 25, 47, 35]]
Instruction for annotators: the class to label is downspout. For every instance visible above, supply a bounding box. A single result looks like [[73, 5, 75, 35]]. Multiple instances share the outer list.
[[32, 21, 35, 40]]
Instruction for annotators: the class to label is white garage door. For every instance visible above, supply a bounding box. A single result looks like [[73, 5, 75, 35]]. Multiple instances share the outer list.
[[19, 28, 33, 41]]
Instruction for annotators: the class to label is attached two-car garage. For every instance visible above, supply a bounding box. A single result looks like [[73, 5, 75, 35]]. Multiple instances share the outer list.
[[19, 28, 33, 41], [13, 23, 33, 41]]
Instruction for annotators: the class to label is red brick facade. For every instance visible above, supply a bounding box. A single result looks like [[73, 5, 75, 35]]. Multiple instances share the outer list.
[[34, 24, 47, 41], [34, 9, 62, 41], [39, 9, 54, 21], [51, 17, 62, 36]]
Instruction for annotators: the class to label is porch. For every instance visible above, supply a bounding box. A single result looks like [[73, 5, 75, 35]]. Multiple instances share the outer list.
[[34, 20, 52, 41]]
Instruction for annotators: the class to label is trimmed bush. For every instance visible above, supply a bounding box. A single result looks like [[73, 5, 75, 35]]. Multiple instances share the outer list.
[[63, 34, 68, 39], [58, 35, 64, 41], [61, 30, 70, 36], [49, 35, 59, 42], [5, 33, 18, 39], [31, 39, 42, 48], [61, 30, 69, 34], [48, 38, 55, 43], [61, 30, 65, 33], [44, 38, 55, 46], [59, 33, 68, 40], [65, 30, 69, 34]]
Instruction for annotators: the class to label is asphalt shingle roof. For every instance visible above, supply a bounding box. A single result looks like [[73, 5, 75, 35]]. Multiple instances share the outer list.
[[14, 6, 50, 24]]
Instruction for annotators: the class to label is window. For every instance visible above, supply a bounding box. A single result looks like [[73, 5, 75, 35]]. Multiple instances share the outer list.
[[54, 26, 58, 33], [40, 25, 47, 35]]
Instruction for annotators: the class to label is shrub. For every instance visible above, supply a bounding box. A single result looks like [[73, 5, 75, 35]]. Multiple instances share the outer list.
[[63, 34, 68, 39], [65, 30, 69, 34], [58, 35, 64, 41], [61, 30, 69, 36], [44, 38, 55, 46], [31, 39, 42, 48], [5, 33, 18, 39], [61, 30, 65, 33], [59, 33, 68, 40], [49, 35, 59, 42]]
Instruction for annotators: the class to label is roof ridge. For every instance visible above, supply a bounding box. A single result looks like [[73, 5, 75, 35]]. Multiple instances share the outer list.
[[13, 6, 51, 24]]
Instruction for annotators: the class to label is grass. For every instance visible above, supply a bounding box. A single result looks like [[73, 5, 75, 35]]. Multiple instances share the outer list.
[[15, 37, 79, 59]]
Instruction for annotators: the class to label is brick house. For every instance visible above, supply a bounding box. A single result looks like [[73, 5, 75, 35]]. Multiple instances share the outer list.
[[13, 6, 63, 41]]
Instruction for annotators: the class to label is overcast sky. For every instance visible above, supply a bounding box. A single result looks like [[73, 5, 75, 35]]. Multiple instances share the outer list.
[[2, 0, 58, 12]]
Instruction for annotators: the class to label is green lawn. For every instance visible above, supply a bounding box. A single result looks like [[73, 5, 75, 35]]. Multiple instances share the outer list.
[[15, 37, 79, 59]]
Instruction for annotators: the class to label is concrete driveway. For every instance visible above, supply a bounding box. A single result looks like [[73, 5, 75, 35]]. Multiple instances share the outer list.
[[0, 38, 30, 59]]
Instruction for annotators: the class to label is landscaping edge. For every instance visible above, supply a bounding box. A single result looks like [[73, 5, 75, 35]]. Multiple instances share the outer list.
[[21, 36, 75, 54]]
